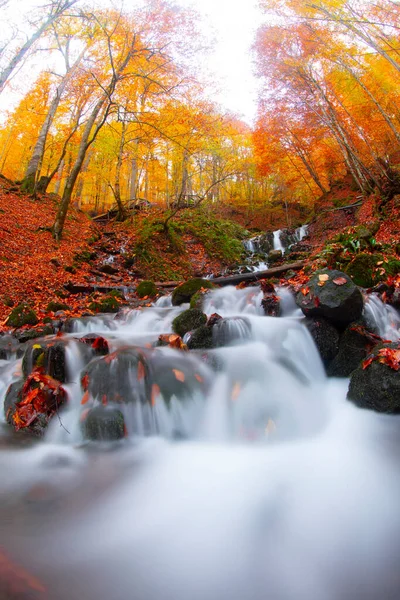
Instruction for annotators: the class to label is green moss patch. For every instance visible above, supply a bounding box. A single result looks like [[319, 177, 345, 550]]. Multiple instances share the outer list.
[[6, 302, 39, 327]]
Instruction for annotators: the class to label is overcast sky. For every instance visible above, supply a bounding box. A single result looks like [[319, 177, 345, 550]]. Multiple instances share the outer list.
[[0, 0, 263, 124]]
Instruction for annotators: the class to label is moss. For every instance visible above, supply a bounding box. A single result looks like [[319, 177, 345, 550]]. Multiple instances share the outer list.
[[172, 308, 207, 337], [108, 289, 124, 299], [88, 294, 120, 313], [6, 302, 38, 327], [74, 250, 97, 263], [172, 278, 215, 306], [136, 281, 158, 298], [344, 253, 383, 287], [46, 300, 71, 313], [64, 264, 77, 274], [186, 325, 214, 350], [189, 289, 212, 310]]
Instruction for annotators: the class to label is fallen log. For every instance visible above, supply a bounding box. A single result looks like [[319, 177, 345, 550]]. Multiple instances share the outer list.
[[210, 261, 306, 286]]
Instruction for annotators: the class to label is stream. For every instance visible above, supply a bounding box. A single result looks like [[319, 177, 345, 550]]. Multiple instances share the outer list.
[[1, 285, 400, 599]]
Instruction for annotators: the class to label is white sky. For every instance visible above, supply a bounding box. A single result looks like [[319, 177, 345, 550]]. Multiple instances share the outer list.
[[0, 0, 263, 124]]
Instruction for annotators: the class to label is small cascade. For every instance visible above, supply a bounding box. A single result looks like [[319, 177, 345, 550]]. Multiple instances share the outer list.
[[295, 223, 309, 242], [1, 283, 400, 600], [273, 229, 285, 253], [363, 294, 400, 341]]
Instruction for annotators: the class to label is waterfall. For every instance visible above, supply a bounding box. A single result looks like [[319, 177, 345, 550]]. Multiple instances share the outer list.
[[363, 293, 400, 341], [1, 284, 400, 600], [273, 229, 285, 253]]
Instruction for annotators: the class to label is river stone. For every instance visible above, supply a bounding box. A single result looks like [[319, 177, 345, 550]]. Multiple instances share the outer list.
[[4, 380, 23, 423], [22, 339, 67, 382], [326, 325, 374, 377], [82, 347, 208, 406], [186, 325, 214, 350], [172, 278, 215, 306], [347, 343, 400, 412], [172, 309, 207, 337], [261, 294, 281, 317], [0, 335, 19, 359], [304, 317, 340, 368], [258, 232, 274, 254], [83, 405, 125, 441], [268, 249, 283, 263], [296, 269, 364, 326], [212, 317, 252, 347]]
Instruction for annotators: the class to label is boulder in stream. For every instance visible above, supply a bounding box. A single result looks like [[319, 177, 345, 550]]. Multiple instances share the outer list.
[[172, 309, 207, 337], [296, 269, 364, 326], [5, 302, 38, 328], [347, 343, 400, 412], [172, 278, 215, 306], [83, 405, 125, 441], [304, 317, 340, 368]]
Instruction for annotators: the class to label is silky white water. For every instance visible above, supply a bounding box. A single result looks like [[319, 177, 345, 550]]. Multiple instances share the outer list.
[[1, 286, 400, 600]]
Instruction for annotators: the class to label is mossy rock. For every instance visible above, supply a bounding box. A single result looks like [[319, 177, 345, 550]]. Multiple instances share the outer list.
[[74, 250, 97, 263], [190, 289, 212, 310], [88, 294, 120, 313], [186, 325, 214, 350], [15, 325, 54, 343], [172, 309, 207, 337], [46, 300, 71, 313], [136, 281, 158, 298], [344, 252, 390, 288], [172, 278, 215, 306], [6, 303, 39, 328]]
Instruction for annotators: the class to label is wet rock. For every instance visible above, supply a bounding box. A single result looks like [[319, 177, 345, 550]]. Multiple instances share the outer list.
[[279, 228, 298, 249], [78, 334, 110, 356], [83, 405, 125, 441], [172, 309, 207, 337], [0, 335, 19, 359], [186, 325, 214, 350], [4, 380, 23, 423], [212, 316, 252, 347], [82, 347, 208, 408], [261, 294, 281, 317], [296, 269, 364, 326], [172, 278, 215, 306], [326, 324, 377, 377], [304, 317, 340, 368], [258, 232, 274, 254], [21, 338, 85, 383], [190, 288, 212, 310], [136, 280, 158, 298], [267, 249, 283, 263], [14, 325, 54, 344], [5, 302, 39, 327], [347, 343, 400, 412]]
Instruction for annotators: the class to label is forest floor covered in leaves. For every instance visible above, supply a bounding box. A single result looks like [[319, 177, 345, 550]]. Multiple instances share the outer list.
[[1, 173, 400, 331]]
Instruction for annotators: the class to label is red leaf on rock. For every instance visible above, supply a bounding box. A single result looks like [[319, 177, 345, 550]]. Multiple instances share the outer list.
[[362, 355, 374, 370], [81, 390, 90, 405], [301, 286, 310, 296], [333, 277, 347, 286]]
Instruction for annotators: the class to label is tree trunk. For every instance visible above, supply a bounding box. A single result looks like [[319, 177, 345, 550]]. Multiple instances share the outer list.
[[20, 48, 85, 194]]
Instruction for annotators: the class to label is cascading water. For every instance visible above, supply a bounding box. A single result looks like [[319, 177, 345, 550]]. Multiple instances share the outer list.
[[1, 285, 400, 600], [273, 229, 285, 253]]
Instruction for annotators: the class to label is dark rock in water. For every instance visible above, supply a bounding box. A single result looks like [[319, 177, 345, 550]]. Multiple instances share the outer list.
[[186, 325, 214, 350], [268, 249, 283, 263], [82, 347, 208, 408], [22, 339, 68, 383], [78, 334, 110, 356], [0, 335, 19, 359], [279, 228, 298, 249], [14, 325, 54, 344], [262, 294, 281, 317], [258, 232, 274, 254], [172, 309, 207, 337], [212, 317, 252, 347], [296, 269, 364, 326], [172, 278, 215, 306], [4, 380, 23, 423], [326, 323, 378, 377], [83, 405, 125, 441], [5, 302, 38, 327], [304, 317, 340, 368], [347, 343, 400, 412]]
